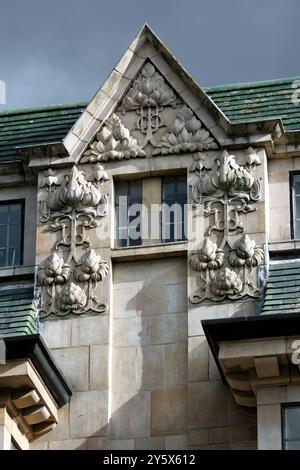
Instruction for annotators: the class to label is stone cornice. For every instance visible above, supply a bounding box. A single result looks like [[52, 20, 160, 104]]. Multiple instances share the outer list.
[[203, 313, 300, 409]]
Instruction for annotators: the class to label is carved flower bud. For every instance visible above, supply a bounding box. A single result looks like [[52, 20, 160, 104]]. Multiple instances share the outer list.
[[229, 235, 264, 267], [211, 267, 243, 297], [60, 282, 86, 310], [39, 253, 70, 286], [112, 115, 130, 141], [186, 116, 201, 134], [190, 238, 224, 271], [40, 169, 59, 189], [76, 250, 109, 283]]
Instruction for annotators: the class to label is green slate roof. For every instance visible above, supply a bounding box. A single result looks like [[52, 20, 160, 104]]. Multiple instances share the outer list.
[[0, 285, 38, 337], [0, 76, 300, 162], [261, 260, 300, 315], [205, 76, 300, 131], [0, 103, 85, 162]]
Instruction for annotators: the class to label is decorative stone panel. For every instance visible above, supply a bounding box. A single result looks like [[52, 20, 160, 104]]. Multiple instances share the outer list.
[[38, 164, 109, 318], [80, 61, 218, 163], [189, 148, 264, 303]]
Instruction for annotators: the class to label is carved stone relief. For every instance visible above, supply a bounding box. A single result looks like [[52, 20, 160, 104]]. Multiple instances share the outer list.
[[80, 114, 146, 163], [189, 148, 264, 303], [38, 164, 109, 318], [80, 61, 218, 162]]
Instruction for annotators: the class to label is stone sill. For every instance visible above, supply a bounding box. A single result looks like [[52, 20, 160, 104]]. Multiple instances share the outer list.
[[268, 239, 300, 254], [0, 265, 35, 279], [111, 241, 187, 262]]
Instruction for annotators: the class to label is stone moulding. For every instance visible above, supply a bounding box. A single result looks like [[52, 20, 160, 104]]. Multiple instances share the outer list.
[[38, 164, 109, 318], [189, 148, 264, 303]]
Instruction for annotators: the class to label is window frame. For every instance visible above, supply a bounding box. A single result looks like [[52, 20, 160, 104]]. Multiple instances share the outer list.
[[281, 403, 300, 450], [114, 172, 188, 249], [0, 199, 25, 268]]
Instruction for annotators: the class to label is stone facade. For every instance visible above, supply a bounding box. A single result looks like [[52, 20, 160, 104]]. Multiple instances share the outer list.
[[2, 25, 300, 450], [29, 26, 266, 450]]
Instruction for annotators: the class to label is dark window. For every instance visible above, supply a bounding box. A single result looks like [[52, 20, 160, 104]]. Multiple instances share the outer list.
[[0, 201, 24, 267], [115, 180, 142, 247], [291, 172, 300, 238], [161, 175, 187, 243], [282, 405, 300, 449]]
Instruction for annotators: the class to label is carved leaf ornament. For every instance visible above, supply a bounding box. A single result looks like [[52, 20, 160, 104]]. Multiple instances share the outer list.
[[38, 164, 109, 318], [189, 148, 264, 303]]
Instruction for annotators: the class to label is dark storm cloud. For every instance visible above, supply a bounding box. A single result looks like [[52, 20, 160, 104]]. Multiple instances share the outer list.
[[0, 0, 299, 109]]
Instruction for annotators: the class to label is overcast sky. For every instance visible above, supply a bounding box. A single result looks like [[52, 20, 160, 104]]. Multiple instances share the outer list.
[[0, 0, 299, 110]]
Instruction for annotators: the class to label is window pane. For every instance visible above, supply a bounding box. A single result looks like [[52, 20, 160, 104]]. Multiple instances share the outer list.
[[0, 225, 7, 247], [129, 180, 142, 202], [295, 175, 300, 195], [162, 175, 187, 243], [115, 180, 142, 248], [8, 203, 22, 223], [0, 248, 6, 267], [115, 181, 128, 203], [296, 196, 300, 219], [286, 440, 300, 450], [0, 205, 8, 224], [285, 407, 300, 440], [9, 224, 21, 247], [162, 177, 176, 200], [7, 247, 20, 266], [295, 221, 300, 239], [177, 175, 187, 196], [0, 202, 23, 267]]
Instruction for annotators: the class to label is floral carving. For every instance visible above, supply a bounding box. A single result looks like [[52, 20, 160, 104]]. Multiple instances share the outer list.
[[39, 250, 108, 319], [38, 253, 70, 286], [211, 268, 243, 298], [117, 62, 182, 149], [59, 283, 87, 313], [38, 164, 109, 318], [121, 62, 177, 110], [81, 114, 146, 163], [189, 148, 264, 304], [75, 250, 109, 283], [190, 149, 261, 205], [228, 235, 264, 268], [154, 106, 218, 155], [190, 238, 224, 271], [40, 164, 108, 250]]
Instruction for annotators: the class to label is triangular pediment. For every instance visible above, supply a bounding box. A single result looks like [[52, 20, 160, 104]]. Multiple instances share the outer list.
[[64, 24, 227, 162]]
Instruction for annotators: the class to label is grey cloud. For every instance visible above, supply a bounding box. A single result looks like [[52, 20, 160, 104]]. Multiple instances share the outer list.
[[0, 0, 299, 110]]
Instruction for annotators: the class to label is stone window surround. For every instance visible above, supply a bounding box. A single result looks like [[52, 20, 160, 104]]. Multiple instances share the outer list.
[[257, 385, 300, 450], [112, 169, 188, 251]]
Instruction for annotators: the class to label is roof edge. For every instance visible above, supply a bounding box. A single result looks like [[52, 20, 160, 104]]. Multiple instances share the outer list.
[[3, 334, 73, 407]]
